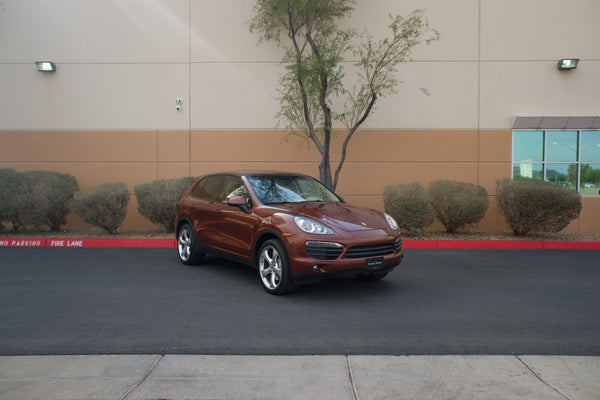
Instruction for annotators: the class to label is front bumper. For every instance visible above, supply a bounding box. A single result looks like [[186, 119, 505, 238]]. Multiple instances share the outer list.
[[291, 258, 401, 285], [283, 228, 403, 285]]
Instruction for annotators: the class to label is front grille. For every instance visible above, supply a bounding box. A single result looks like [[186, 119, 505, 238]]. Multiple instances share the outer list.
[[345, 243, 395, 258], [395, 238, 402, 251], [305, 241, 344, 260]]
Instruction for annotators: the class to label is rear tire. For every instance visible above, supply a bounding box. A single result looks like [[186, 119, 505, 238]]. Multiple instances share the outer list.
[[177, 224, 205, 265], [257, 239, 296, 295]]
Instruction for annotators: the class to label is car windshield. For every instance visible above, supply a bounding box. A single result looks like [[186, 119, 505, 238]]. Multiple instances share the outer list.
[[246, 175, 342, 205]]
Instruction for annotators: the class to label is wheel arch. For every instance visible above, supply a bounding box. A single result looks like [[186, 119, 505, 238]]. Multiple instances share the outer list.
[[253, 229, 289, 266], [176, 218, 193, 236]]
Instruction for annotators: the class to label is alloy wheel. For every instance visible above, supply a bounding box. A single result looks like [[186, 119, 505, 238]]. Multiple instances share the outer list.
[[259, 244, 282, 290]]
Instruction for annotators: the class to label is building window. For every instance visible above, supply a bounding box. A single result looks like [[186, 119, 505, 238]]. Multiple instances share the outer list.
[[512, 130, 600, 195]]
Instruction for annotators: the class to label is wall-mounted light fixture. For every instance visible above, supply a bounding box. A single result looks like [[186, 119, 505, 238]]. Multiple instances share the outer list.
[[35, 61, 56, 72], [557, 58, 579, 70]]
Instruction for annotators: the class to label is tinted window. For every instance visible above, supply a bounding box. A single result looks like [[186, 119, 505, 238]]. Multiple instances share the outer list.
[[512, 129, 600, 195], [195, 175, 225, 202], [247, 175, 341, 205], [581, 131, 600, 162], [223, 176, 250, 203], [513, 131, 543, 162], [191, 178, 206, 198], [546, 131, 577, 162]]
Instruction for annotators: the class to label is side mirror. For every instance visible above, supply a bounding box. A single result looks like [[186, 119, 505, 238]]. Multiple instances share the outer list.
[[227, 196, 250, 213]]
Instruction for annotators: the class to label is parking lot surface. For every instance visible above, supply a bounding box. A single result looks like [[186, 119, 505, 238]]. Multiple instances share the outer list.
[[1, 248, 599, 356], [1, 247, 599, 399]]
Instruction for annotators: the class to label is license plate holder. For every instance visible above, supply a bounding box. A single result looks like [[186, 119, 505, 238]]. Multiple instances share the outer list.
[[365, 257, 384, 272]]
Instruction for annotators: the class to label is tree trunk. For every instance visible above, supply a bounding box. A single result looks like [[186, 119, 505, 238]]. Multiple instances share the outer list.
[[319, 156, 333, 190]]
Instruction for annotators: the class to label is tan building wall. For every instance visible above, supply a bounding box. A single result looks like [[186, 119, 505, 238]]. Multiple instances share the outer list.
[[1, 0, 599, 231]]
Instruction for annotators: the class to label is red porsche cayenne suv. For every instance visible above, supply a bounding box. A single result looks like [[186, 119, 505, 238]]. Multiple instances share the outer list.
[[175, 171, 403, 294]]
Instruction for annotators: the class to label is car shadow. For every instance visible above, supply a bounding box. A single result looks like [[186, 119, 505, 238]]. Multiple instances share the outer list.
[[190, 255, 403, 300], [291, 276, 401, 300]]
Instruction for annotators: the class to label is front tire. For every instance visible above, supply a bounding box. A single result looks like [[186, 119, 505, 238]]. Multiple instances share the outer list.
[[177, 224, 205, 265], [257, 239, 296, 295]]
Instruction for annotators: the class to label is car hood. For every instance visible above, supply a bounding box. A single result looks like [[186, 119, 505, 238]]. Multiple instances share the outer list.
[[270, 202, 388, 232]]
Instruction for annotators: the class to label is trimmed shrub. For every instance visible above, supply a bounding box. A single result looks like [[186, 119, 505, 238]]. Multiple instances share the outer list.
[[134, 177, 196, 232], [23, 170, 79, 231], [383, 183, 435, 234], [0, 168, 22, 230], [428, 179, 489, 233], [74, 182, 129, 234], [0, 169, 78, 231], [496, 178, 582, 235]]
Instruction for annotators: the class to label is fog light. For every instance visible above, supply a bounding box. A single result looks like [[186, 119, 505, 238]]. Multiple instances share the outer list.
[[312, 265, 326, 273]]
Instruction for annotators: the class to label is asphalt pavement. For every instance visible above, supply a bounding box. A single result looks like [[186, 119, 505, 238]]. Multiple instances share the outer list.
[[1, 247, 599, 399], [2, 248, 599, 355]]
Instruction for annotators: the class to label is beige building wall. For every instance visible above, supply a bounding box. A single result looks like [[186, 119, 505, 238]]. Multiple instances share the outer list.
[[1, 0, 599, 231]]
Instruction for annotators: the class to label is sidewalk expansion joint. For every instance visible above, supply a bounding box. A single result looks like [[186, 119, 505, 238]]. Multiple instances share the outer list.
[[120, 354, 164, 400], [346, 355, 360, 400], [515, 355, 570, 400]]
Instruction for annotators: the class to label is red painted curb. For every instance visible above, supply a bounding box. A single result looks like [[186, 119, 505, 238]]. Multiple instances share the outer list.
[[1, 238, 600, 250], [402, 240, 439, 249], [402, 240, 600, 250], [0, 238, 176, 248], [542, 241, 600, 250], [436, 240, 545, 249]]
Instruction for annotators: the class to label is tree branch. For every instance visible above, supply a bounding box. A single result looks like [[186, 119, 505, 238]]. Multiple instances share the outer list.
[[287, 6, 323, 154], [333, 91, 377, 189]]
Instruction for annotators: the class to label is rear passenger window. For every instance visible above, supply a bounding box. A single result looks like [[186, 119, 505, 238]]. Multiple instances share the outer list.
[[191, 178, 206, 198], [193, 175, 225, 202]]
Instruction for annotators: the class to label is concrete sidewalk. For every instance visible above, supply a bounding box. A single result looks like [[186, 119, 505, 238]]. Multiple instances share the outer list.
[[1, 355, 599, 400]]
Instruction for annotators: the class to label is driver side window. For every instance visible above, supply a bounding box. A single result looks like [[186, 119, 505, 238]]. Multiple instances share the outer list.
[[223, 176, 250, 204]]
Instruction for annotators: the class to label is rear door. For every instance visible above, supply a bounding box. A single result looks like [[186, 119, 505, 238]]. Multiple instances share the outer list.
[[189, 174, 226, 248]]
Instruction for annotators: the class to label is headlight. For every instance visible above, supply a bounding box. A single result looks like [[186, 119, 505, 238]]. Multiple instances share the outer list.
[[294, 216, 333, 235], [384, 213, 399, 230]]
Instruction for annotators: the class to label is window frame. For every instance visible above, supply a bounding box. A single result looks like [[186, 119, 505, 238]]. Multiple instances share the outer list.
[[512, 129, 600, 196]]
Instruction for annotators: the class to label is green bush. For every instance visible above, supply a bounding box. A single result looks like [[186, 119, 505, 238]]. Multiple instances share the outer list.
[[0, 169, 78, 231], [0, 168, 22, 230], [496, 178, 582, 235], [134, 177, 195, 232], [23, 170, 79, 231], [74, 182, 129, 234], [383, 183, 435, 234], [428, 179, 489, 233]]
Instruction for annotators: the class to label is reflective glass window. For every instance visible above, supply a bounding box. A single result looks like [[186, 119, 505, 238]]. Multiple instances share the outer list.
[[545, 163, 577, 191], [512, 129, 599, 195], [580, 164, 600, 195], [581, 131, 600, 162], [546, 131, 577, 162], [512, 163, 543, 180], [513, 131, 543, 162]]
